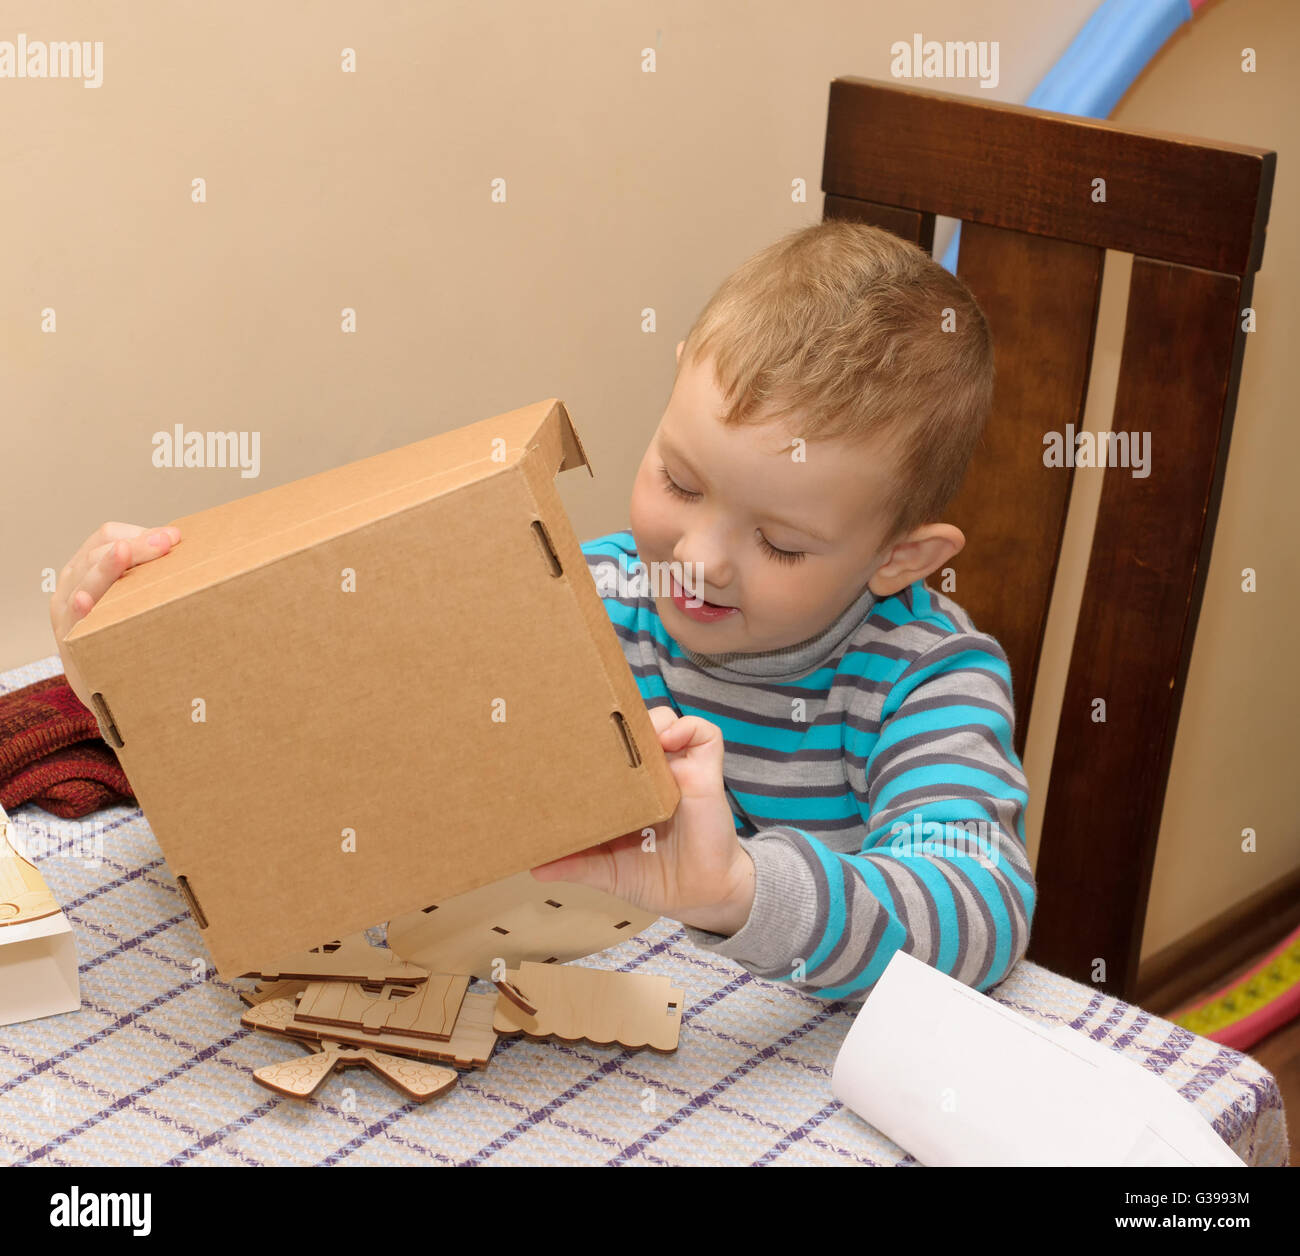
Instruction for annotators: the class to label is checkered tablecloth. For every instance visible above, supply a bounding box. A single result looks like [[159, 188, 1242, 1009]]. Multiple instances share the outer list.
[[1, 655, 1288, 1167]]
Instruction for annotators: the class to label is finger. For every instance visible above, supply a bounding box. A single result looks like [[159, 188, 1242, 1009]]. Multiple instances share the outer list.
[[659, 715, 723, 754], [530, 847, 615, 895], [658, 717, 727, 799], [55, 526, 180, 627], [55, 522, 149, 609], [645, 704, 678, 735], [61, 541, 133, 630]]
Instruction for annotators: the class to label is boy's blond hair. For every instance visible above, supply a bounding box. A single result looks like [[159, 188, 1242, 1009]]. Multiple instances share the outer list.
[[678, 219, 995, 551]]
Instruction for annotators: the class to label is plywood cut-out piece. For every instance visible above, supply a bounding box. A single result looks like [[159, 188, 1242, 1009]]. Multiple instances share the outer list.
[[243, 933, 428, 985], [238, 978, 309, 1008], [242, 996, 302, 1036], [494, 978, 537, 1016], [247, 993, 500, 1070], [294, 974, 469, 1041], [253, 1040, 458, 1103], [387, 871, 657, 978], [493, 962, 684, 1053]]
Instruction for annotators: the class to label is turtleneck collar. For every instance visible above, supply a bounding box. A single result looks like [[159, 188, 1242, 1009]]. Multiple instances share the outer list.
[[675, 579, 880, 681]]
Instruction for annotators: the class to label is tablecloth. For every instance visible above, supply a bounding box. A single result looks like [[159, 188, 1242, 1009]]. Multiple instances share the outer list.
[[1, 654, 1288, 1167]]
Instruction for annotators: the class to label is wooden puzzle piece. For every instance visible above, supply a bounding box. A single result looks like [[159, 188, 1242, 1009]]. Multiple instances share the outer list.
[[238, 978, 309, 1008], [287, 992, 500, 1069], [294, 974, 469, 1041], [494, 978, 537, 1016], [242, 996, 300, 1035], [242, 932, 428, 985], [253, 1040, 458, 1103], [493, 962, 684, 1053], [387, 871, 657, 978], [0, 807, 61, 927], [244, 993, 500, 1070]]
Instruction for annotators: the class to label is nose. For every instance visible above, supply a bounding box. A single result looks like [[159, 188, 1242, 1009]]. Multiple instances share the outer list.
[[672, 524, 734, 598]]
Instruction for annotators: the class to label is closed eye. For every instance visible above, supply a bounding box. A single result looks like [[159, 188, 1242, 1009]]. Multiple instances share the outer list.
[[659, 464, 806, 565], [657, 463, 698, 501]]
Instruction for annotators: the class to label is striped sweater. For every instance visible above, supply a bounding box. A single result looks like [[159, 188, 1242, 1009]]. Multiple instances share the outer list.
[[582, 529, 1036, 1003]]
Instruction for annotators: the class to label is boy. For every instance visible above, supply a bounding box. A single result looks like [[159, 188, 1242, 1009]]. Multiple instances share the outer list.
[[51, 220, 1032, 1004], [533, 220, 1035, 1002]]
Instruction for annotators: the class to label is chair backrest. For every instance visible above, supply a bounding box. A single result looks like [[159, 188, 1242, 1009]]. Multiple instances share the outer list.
[[821, 77, 1275, 999]]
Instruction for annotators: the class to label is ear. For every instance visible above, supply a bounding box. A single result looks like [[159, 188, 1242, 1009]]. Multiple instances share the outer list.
[[675, 340, 685, 364]]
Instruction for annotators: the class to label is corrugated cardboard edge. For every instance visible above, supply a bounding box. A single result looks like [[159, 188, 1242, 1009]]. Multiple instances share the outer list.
[[516, 408, 680, 832], [64, 399, 587, 642]]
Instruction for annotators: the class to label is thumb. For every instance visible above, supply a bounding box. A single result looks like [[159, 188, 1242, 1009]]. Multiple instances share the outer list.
[[659, 716, 726, 801]]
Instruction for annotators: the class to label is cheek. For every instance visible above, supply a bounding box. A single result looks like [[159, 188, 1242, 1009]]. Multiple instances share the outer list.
[[628, 468, 667, 544]]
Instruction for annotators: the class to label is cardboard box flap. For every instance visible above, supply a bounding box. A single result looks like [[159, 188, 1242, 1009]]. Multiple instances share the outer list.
[[59, 400, 677, 978], [65, 399, 593, 640]]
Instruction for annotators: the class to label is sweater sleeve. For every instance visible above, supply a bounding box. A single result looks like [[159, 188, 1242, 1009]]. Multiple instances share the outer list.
[[680, 632, 1036, 1002]]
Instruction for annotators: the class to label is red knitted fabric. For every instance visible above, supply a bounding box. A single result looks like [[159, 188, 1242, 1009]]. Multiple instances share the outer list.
[[0, 674, 136, 818]]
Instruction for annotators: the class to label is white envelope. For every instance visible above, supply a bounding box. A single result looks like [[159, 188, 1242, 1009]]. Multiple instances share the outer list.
[[830, 947, 1244, 1167]]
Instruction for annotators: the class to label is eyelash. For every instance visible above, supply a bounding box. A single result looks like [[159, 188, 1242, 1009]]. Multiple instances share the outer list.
[[656, 463, 807, 565]]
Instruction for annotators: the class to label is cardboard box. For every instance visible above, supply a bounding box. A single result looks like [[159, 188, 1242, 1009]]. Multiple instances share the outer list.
[[62, 400, 679, 979], [1, 803, 81, 1027]]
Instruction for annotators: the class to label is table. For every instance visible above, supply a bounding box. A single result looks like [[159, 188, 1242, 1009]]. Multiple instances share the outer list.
[[1, 654, 1288, 1166]]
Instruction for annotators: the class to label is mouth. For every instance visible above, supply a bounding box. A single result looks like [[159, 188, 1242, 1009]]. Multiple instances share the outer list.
[[668, 575, 740, 623]]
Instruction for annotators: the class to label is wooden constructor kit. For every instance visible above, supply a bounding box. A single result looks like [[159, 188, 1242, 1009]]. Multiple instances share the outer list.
[[237, 872, 684, 1103]]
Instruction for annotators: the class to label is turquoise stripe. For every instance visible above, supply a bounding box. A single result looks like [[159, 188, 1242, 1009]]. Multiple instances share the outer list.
[[897, 647, 1012, 693], [872, 701, 1015, 755], [731, 789, 858, 823], [821, 650, 903, 685], [862, 797, 1023, 844], [871, 762, 1026, 815], [675, 710, 843, 754], [813, 850, 913, 998]]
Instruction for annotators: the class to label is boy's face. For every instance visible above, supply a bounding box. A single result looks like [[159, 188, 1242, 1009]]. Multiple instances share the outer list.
[[628, 346, 908, 655]]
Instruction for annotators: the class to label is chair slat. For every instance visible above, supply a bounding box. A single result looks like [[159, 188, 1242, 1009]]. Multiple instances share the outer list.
[[943, 221, 1104, 754], [1030, 257, 1250, 993]]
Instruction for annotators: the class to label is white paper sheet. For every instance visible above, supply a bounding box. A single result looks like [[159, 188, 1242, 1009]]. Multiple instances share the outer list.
[[830, 948, 1245, 1167]]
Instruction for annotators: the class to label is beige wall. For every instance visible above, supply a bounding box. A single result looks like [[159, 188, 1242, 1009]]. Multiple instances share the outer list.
[[2, 0, 1295, 961]]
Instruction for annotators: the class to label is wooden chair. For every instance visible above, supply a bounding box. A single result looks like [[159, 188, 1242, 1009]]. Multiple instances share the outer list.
[[820, 77, 1275, 1001]]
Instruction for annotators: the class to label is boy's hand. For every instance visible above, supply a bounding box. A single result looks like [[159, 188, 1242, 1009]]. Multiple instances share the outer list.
[[49, 522, 182, 709], [532, 706, 756, 937]]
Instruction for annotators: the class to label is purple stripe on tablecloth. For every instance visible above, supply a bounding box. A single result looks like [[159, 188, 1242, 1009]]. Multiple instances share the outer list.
[[1087, 997, 1132, 1042], [1110, 1008, 1149, 1053], [1, 915, 197, 1098], [750, 1100, 847, 1166], [457, 970, 757, 1166], [317, 1100, 457, 1167], [20, 810, 141, 864], [51, 856, 170, 919], [73, 907, 191, 974], [615, 926, 688, 970], [17, 1018, 255, 1164], [1, 1035, 262, 1169], [460, 1054, 634, 1166], [1139, 1023, 1195, 1076], [1178, 1044, 1239, 1105], [1068, 990, 1104, 1031], [606, 1002, 841, 1165], [1206, 1070, 1284, 1149], [164, 1098, 283, 1167]]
